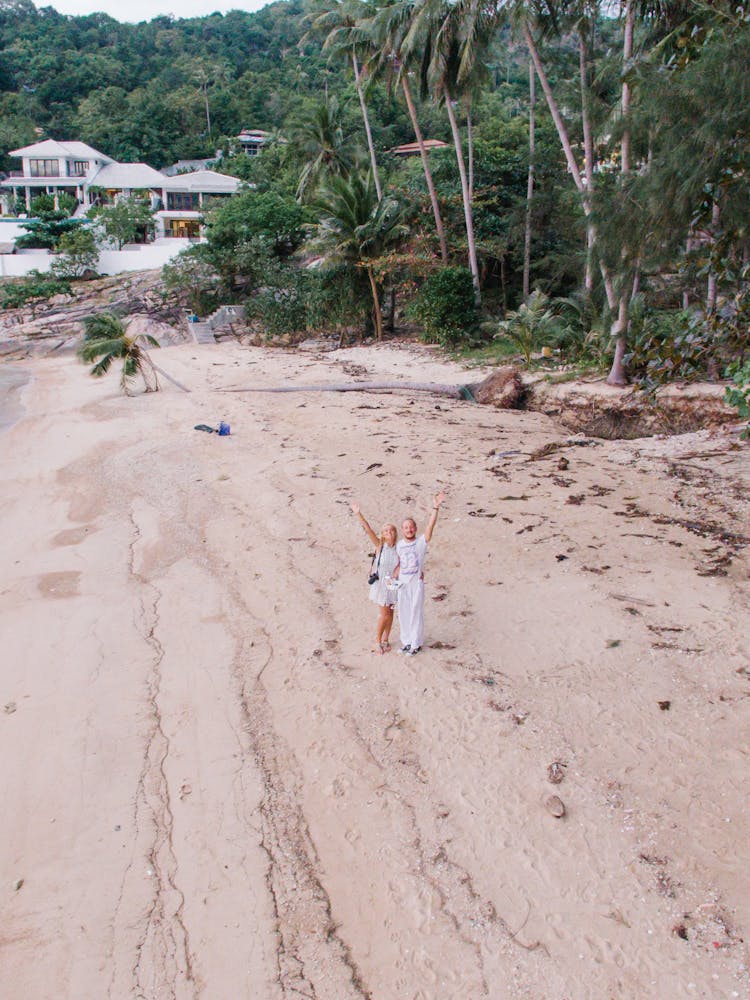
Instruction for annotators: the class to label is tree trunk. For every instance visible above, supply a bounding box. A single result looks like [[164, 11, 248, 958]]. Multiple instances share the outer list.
[[579, 28, 595, 292], [444, 85, 481, 305], [523, 59, 535, 301], [367, 264, 383, 340], [523, 21, 617, 312], [706, 201, 721, 313], [606, 295, 629, 386], [223, 380, 467, 397], [203, 85, 211, 139], [467, 109, 474, 201], [402, 75, 449, 264], [388, 288, 396, 333], [606, 0, 635, 387], [353, 52, 382, 201], [621, 0, 635, 175]]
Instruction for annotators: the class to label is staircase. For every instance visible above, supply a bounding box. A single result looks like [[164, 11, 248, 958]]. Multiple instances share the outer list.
[[189, 320, 216, 344], [188, 305, 243, 345]]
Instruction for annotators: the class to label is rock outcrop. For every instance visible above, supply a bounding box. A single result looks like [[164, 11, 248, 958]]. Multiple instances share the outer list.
[[0, 271, 187, 359]]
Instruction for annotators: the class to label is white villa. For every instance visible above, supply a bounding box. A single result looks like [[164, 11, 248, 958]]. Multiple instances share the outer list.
[[1, 139, 241, 240]]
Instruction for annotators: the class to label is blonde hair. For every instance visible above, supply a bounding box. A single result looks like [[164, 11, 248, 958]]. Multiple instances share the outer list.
[[381, 523, 398, 544]]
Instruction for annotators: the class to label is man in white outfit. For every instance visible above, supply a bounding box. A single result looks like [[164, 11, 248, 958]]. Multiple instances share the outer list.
[[395, 492, 446, 655]]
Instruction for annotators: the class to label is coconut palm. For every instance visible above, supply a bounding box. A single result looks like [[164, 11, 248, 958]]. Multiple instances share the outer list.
[[494, 290, 564, 365], [287, 96, 360, 202], [313, 171, 407, 340], [366, 0, 449, 263], [78, 312, 160, 394], [304, 0, 383, 199], [400, 0, 496, 303]]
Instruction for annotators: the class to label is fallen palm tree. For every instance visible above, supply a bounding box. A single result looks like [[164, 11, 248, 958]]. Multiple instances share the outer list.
[[218, 367, 525, 408]]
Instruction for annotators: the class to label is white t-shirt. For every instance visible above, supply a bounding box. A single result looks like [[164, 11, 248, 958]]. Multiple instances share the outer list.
[[397, 535, 427, 579]]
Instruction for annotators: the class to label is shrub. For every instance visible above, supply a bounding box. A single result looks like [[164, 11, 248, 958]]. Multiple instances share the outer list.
[[50, 228, 99, 280], [1, 271, 71, 309], [494, 289, 565, 364], [725, 359, 750, 438], [552, 292, 610, 364], [245, 262, 368, 339], [162, 243, 222, 315], [409, 267, 479, 347], [624, 305, 715, 390]]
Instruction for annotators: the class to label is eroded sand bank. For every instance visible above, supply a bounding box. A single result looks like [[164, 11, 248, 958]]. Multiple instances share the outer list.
[[1, 342, 749, 999]]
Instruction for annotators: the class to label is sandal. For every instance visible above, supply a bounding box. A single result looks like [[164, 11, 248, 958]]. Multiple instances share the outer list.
[[382, 641, 391, 653], [374, 642, 385, 655]]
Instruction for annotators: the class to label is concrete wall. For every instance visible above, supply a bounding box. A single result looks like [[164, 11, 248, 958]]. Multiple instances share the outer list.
[[0, 219, 29, 242], [0, 238, 192, 278]]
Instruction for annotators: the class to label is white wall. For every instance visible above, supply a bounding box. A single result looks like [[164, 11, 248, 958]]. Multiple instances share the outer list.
[[0, 239, 193, 278], [0, 219, 29, 242]]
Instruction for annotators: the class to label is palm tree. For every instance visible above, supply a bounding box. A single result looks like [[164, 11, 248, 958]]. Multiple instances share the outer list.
[[367, 0, 449, 263], [190, 60, 231, 141], [401, 0, 495, 303], [494, 290, 563, 365], [288, 96, 360, 201], [313, 171, 407, 340], [78, 313, 160, 394], [305, 0, 383, 200]]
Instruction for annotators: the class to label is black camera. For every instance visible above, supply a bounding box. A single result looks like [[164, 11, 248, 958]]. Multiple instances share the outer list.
[[368, 572, 379, 585]]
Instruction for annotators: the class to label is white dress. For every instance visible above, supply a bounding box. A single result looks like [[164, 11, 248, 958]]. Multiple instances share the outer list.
[[396, 535, 428, 649], [368, 544, 399, 607]]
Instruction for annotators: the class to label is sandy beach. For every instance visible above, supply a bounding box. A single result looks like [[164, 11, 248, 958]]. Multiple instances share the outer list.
[[1, 341, 749, 1000]]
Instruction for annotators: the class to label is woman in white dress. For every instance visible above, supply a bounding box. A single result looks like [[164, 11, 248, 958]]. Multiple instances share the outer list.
[[351, 502, 399, 654]]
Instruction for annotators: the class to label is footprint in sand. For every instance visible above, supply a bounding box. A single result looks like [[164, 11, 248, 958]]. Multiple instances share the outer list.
[[37, 571, 81, 599], [51, 525, 95, 547]]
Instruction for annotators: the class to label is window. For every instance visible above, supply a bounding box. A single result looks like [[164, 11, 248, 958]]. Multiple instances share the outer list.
[[167, 191, 200, 211], [71, 160, 89, 176], [29, 159, 60, 177]]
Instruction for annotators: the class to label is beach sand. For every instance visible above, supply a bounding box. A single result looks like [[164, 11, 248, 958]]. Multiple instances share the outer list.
[[1, 342, 749, 999]]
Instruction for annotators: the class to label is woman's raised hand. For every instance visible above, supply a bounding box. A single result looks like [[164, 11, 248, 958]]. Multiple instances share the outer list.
[[351, 502, 361, 515], [434, 491, 447, 508]]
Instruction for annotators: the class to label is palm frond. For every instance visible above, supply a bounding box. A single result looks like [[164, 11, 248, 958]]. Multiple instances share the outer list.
[[78, 337, 127, 363]]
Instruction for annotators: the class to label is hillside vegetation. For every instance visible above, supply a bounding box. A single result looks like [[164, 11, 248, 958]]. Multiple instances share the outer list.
[[1, 0, 748, 409]]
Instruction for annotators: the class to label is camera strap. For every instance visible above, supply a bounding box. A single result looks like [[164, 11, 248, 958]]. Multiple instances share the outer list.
[[370, 545, 383, 574]]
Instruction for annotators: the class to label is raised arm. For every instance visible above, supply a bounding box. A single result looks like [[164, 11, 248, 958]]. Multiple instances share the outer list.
[[351, 502, 380, 547], [424, 491, 447, 543]]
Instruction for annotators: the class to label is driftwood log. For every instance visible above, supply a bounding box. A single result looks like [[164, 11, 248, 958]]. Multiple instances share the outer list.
[[219, 367, 525, 409]]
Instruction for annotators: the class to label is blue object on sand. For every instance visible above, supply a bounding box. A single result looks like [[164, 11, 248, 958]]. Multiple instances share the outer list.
[[218, 421, 231, 436]]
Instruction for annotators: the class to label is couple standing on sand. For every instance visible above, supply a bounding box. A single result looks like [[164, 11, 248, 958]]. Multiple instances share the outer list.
[[351, 492, 447, 656]]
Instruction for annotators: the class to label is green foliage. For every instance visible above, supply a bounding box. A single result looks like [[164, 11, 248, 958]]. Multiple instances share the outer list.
[[15, 194, 83, 250], [552, 292, 610, 365], [246, 267, 310, 337], [624, 304, 714, 390], [313, 171, 406, 338], [409, 267, 479, 347], [78, 312, 160, 394], [724, 360, 750, 438], [29, 193, 56, 214], [287, 96, 362, 200], [0, 270, 71, 309], [245, 254, 366, 338], [89, 195, 154, 249], [204, 188, 307, 259], [493, 290, 565, 365], [50, 228, 99, 280], [162, 243, 222, 315]]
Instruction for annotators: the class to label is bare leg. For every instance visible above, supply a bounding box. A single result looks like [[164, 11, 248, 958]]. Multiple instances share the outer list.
[[381, 607, 394, 651], [374, 605, 391, 653]]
